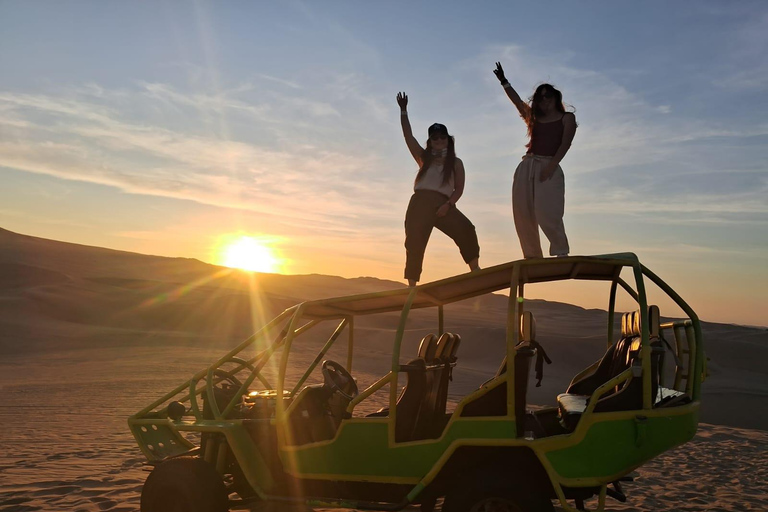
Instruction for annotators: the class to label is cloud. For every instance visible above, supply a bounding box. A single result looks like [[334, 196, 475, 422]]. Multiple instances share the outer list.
[[713, 8, 768, 91], [0, 85, 401, 234], [570, 195, 768, 221], [712, 66, 768, 91], [452, 45, 768, 226], [2, 35, 766, 286], [255, 74, 302, 90]]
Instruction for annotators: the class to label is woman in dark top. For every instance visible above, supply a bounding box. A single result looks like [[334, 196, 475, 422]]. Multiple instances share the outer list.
[[493, 62, 577, 259]]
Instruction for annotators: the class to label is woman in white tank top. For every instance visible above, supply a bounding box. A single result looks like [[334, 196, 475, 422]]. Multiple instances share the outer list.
[[397, 92, 481, 287]]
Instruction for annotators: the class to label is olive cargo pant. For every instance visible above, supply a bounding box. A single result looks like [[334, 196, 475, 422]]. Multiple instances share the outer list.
[[404, 190, 480, 282]]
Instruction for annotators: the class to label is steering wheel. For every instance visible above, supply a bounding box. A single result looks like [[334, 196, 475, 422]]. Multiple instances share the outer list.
[[321, 360, 359, 401], [211, 356, 256, 391], [211, 368, 242, 390], [188, 357, 255, 420]]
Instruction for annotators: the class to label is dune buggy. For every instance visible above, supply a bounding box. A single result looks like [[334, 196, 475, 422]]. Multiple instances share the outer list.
[[129, 253, 705, 512]]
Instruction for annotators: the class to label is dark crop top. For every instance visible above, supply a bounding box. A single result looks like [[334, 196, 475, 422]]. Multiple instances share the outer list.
[[528, 115, 566, 156]]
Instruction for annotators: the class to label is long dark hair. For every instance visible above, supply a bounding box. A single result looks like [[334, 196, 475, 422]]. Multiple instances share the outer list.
[[525, 83, 571, 150], [414, 135, 456, 186]]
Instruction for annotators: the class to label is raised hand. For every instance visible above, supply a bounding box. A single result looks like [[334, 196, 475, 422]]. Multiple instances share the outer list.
[[494, 62, 507, 83], [397, 92, 408, 109]]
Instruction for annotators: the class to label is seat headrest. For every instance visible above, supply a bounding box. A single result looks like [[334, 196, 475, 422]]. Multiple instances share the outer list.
[[450, 333, 461, 358], [435, 333, 453, 360], [417, 333, 438, 360], [648, 305, 660, 337], [620, 306, 660, 338], [621, 311, 634, 338], [520, 311, 536, 341], [435, 333, 461, 361]]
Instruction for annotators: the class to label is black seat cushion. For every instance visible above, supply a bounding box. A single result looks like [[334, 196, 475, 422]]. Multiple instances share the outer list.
[[394, 358, 427, 442], [418, 334, 438, 362], [559, 306, 666, 430], [461, 343, 535, 437]]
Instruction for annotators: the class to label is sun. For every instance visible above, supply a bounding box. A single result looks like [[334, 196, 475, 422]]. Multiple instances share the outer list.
[[220, 236, 280, 273]]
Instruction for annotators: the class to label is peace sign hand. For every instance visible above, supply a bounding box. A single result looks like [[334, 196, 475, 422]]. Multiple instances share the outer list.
[[494, 62, 507, 83], [396, 92, 408, 109]]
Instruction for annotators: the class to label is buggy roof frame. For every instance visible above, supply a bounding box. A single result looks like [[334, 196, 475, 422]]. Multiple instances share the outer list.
[[298, 253, 639, 319]]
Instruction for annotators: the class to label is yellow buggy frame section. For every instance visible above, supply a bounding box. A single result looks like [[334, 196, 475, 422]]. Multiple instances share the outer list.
[[129, 253, 705, 512]]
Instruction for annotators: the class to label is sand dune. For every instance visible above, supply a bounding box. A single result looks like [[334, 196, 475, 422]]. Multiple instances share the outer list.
[[1, 227, 766, 511]]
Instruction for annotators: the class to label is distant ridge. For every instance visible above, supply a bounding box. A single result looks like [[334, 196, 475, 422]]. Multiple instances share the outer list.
[[0, 227, 411, 345], [0, 226, 404, 293]]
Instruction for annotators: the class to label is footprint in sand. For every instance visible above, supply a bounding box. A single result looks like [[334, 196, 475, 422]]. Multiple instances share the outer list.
[[90, 496, 118, 510], [32, 484, 79, 496], [0, 496, 34, 506]]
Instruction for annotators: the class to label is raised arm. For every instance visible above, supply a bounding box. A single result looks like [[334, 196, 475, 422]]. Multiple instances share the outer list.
[[397, 92, 424, 165], [494, 62, 531, 121]]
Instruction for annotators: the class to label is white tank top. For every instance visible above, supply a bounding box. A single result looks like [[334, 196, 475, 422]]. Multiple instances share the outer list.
[[414, 162, 454, 197]]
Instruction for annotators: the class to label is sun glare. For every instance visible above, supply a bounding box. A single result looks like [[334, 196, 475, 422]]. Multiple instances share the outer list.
[[221, 236, 280, 273]]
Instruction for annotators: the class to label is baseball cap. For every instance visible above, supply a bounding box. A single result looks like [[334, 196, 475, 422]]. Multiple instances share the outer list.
[[428, 123, 448, 137]]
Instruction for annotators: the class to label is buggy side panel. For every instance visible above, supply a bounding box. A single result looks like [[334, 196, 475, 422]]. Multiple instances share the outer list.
[[422, 445, 553, 500], [278, 418, 516, 481], [543, 405, 699, 482]]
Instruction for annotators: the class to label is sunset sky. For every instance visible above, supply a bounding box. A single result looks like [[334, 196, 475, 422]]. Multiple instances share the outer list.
[[1, 1, 766, 326]]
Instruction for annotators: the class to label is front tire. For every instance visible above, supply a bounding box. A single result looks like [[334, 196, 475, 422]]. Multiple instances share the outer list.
[[442, 474, 553, 512], [140, 456, 228, 512]]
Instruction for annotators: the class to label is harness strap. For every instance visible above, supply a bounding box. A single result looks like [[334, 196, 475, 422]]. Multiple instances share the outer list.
[[653, 334, 682, 367], [528, 340, 552, 387]]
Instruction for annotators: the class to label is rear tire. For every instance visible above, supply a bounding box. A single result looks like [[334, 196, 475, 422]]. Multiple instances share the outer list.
[[140, 456, 229, 512], [442, 474, 554, 512]]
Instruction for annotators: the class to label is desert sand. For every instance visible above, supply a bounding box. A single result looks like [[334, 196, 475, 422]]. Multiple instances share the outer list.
[[1, 227, 766, 512]]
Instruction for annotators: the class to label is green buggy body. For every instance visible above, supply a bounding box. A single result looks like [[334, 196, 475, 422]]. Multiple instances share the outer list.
[[129, 254, 705, 512]]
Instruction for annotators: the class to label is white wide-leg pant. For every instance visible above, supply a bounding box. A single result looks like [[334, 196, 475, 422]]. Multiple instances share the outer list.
[[512, 154, 570, 259]]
